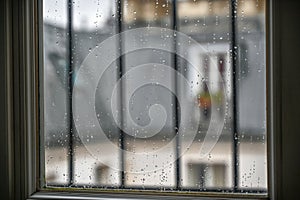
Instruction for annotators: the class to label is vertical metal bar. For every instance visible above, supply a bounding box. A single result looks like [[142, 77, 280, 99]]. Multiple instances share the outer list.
[[67, 0, 74, 187], [117, 0, 125, 188], [172, 0, 181, 190], [230, 0, 239, 191]]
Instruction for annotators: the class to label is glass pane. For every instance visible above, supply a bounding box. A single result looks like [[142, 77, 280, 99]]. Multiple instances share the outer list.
[[71, 0, 120, 187], [42, 0, 267, 194], [43, 0, 69, 185], [122, 0, 176, 188], [236, 0, 267, 190], [177, 0, 234, 190], [43, 0, 121, 187]]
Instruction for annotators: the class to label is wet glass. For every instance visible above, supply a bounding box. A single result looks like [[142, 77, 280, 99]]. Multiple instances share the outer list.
[[71, 0, 121, 187], [43, 0, 120, 187], [121, 0, 176, 188], [177, 0, 234, 190], [236, 0, 267, 190], [43, 0, 69, 186], [42, 0, 267, 194]]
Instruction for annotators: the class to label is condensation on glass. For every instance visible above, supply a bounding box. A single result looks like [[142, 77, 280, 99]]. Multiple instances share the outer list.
[[41, 0, 267, 194]]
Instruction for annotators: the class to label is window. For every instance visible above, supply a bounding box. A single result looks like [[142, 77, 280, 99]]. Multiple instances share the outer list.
[[41, 0, 267, 196], [5, 0, 300, 199]]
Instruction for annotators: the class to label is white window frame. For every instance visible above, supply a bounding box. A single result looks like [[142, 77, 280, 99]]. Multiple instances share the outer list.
[[1, 0, 299, 199]]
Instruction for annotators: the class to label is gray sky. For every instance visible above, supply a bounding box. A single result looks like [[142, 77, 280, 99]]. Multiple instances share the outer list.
[[43, 0, 114, 30]]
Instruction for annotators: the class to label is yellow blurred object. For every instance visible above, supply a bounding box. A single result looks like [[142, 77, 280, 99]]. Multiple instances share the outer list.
[[124, 0, 171, 23]]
